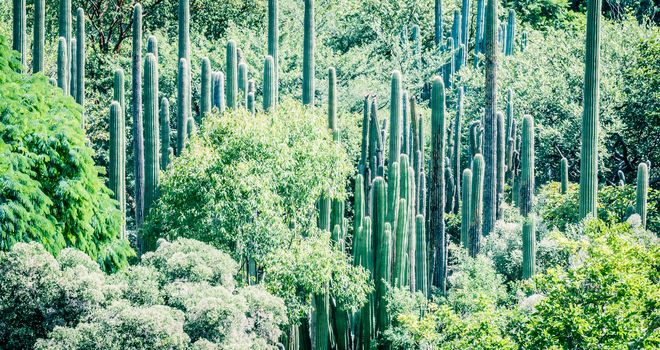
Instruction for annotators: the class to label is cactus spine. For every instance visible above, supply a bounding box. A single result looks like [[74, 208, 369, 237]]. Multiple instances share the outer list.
[[452, 87, 463, 214], [461, 169, 472, 248], [263, 55, 276, 111], [12, 0, 26, 69], [560, 157, 569, 193], [435, 0, 443, 45], [59, 0, 71, 92], [268, 0, 279, 104], [176, 58, 190, 155], [505, 10, 516, 56], [522, 216, 536, 278], [302, 0, 315, 105], [212, 71, 225, 112], [482, 0, 498, 237], [160, 98, 171, 171], [389, 71, 403, 166], [131, 4, 145, 231], [226, 40, 238, 109], [201, 57, 212, 118], [143, 53, 159, 222], [74, 8, 85, 107], [238, 62, 248, 107], [33, 0, 45, 73], [429, 77, 447, 292], [469, 154, 484, 257], [579, 0, 602, 219], [636, 163, 648, 228], [57, 38, 69, 93], [519, 115, 535, 217], [109, 101, 125, 238], [496, 112, 505, 218]]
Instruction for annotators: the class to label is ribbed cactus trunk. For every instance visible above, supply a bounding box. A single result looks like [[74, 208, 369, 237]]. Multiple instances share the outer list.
[[359, 96, 371, 179], [460, 169, 472, 248], [452, 10, 461, 57], [143, 53, 159, 225], [435, 0, 443, 45], [187, 117, 196, 138], [496, 112, 505, 219], [212, 72, 225, 112], [160, 98, 171, 171], [460, 0, 469, 62], [302, 0, 315, 106], [402, 91, 410, 156], [147, 35, 158, 59], [636, 163, 648, 228], [376, 222, 392, 338], [33, 0, 45, 73], [176, 58, 190, 155], [469, 154, 484, 257], [178, 0, 190, 122], [429, 77, 447, 292], [394, 198, 408, 288], [389, 71, 403, 167], [519, 115, 535, 217], [12, 0, 26, 69], [114, 69, 125, 118], [313, 291, 329, 350], [579, 0, 602, 219], [452, 87, 463, 214], [414, 214, 427, 295], [238, 62, 248, 107], [328, 68, 337, 138], [226, 40, 238, 109], [71, 38, 77, 102], [386, 162, 400, 228], [369, 99, 384, 181], [560, 157, 569, 194], [200, 57, 212, 118], [109, 101, 126, 239], [505, 10, 516, 56], [263, 55, 276, 111], [268, 0, 279, 104], [482, 0, 498, 237], [59, 0, 71, 92], [474, 0, 485, 67], [522, 216, 536, 278], [132, 4, 145, 232], [443, 38, 455, 88], [505, 90, 515, 181], [74, 8, 85, 108], [57, 38, 69, 93]]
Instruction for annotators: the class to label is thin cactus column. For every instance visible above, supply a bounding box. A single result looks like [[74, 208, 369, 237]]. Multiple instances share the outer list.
[[187, 117, 196, 138], [389, 71, 403, 165], [178, 0, 190, 61], [460, 169, 472, 248], [114, 69, 125, 116], [452, 87, 463, 214], [212, 71, 225, 112], [359, 96, 371, 178], [238, 62, 248, 107], [132, 4, 145, 230], [560, 157, 569, 194], [368, 98, 383, 181], [376, 222, 393, 336], [443, 38, 455, 88], [579, 0, 602, 219], [451, 10, 461, 56], [268, 0, 279, 104], [226, 40, 238, 109], [411, 25, 421, 67], [429, 77, 447, 292], [57, 38, 69, 93], [386, 162, 400, 227], [59, 0, 71, 92], [144, 53, 159, 222], [302, 0, 315, 105], [147, 35, 158, 59], [474, 0, 485, 67], [200, 57, 212, 118], [160, 98, 171, 171], [505, 90, 515, 181], [482, 0, 498, 237], [522, 216, 536, 278], [460, 0, 470, 62], [33, 0, 45, 73], [496, 112, 505, 219], [109, 101, 125, 239], [313, 291, 329, 350], [414, 214, 427, 295], [519, 115, 535, 217], [263, 56, 276, 111], [12, 0, 26, 69], [434, 0, 443, 45], [505, 10, 516, 56], [636, 163, 648, 228], [75, 8, 85, 109], [469, 154, 484, 257], [328, 68, 337, 138], [176, 58, 190, 155], [394, 198, 408, 287], [71, 38, 77, 102]]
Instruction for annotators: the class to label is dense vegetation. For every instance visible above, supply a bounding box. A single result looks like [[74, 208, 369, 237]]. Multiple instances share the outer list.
[[1, 0, 659, 349]]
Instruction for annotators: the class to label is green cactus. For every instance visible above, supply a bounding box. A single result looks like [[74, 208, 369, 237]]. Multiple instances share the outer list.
[[505, 9, 516, 56], [187, 117, 196, 139], [482, 0, 498, 238], [263, 55, 276, 111], [469, 154, 484, 257], [359, 96, 371, 179], [147, 35, 158, 59], [178, 0, 190, 62], [497, 112, 505, 218], [268, 0, 279, 104], [132, 4, 145, 230], [176, 58, 190, 155], [247, 92, 255, 115], [313, 291, 329, 350], [369, 98, 383, 181], [406, 165, 417, 292], [109, 101, 125, 238], [74, 8, 85, 107], [429, 77, 447, 292], [352, 175, 365, 260], [71, 38, 77, 101], [212, 71, 225, 112], [522, 216, 536, 278], [11, 0, 25, 69], [376, 221, 392, 335], [402, 91, 410, 156], [452, 10, 461, 55], [521, 31, 528, 52], [469, 121, 480, 160], [512, 149, 520, 206], [302, 0, 315, 105], [59, 0, 71, 91], [579, 0, 602, 219], [505, 90, 515, 181], [560, 157, 569, 194], [474, 0, 485, 67], [160, 98, 171, 171], [414, 214, 427, 296], [461, 0, 470, 54], [434, 0, 443, 45], [451, 88, 462, 214], [226, 40, 238, 109], [618, 170, 626, 186], [443, 38, 455, 88], [636, 163, 648, 228], [143, 53, 159, 223], [328, 67, 337, 139], [445, 159, 455, 214], [394, 198, 408, 288], [57, 37, 69, 93], [455, 43, 465, 72], [461, 169, 472, 248], [411, 25, 421, 67], [519, 115, 534, 217], [33, 0, 45, 73], [387, 162, 401, 227], [201, 57, 212, 118], [389, 70, 403, 164], [318, 195, 331, 232], [238, 62, 248, 107], [114, 68, 125, 116]]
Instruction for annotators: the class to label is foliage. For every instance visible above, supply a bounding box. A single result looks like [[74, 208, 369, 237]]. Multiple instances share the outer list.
[[0, 35, 132, 271]]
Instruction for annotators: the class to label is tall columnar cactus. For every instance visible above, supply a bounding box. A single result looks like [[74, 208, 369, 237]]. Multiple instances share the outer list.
[[147, 35, 158, 59], [176, 58, 190, 155], [328, 67, 337, 139], [636, 162, 648, 228], [132, 4, 145, 230], [226, 40, 238, 109], [414, 214, 427, 296], [56, 38, 68, 93], [460, 0, 470, 60], [455, 44, 465, 72], [109, 101, 125, 238], [522, 216, 536, 278], [376, 221, 393, 336], [496, 112, 505, 218], [302, 0, 315, 106], [59, 0, 71, 92], [560, 157, 569, 194], [247, 92, 255, 115], [200, 57, 212, 118], [389, 71, 403, 166], [429, 77, 447, 292], [160, 98, 171, 171], [445, 158, 454, 213], [474, 0, 485, 67], [402, 91, 410, 156], [435, 0, 443, 45], [483, 0, 498, 237], [143, 53, 159, 222], [519, 115, 535, 217], [407, 164, 417, 291], [12, 0, 26, 69], [268, 0, 279, 104], [114, 69, 125, 116], [352, 175, 365, 261], [512, 149, 520, 205], [369, 98, 383, 181], [579, 0, 602, 219], [443, 38, 455, 88], [178, 0, 190, 62], [452, 88, 463, 214], [33, 0, 45, 73], [411, 25, 421, 67], [394, 198, 408, 288], [451, 10, 461, 55], [238, 62, 248, 107], [359, 96, 371, 179], [505, 90, 514, 180], [71, 38, 77, 102], [505, 9, 516, 56], [469, 121, 481, 159], [386, 162, 400, 227], [263, 55, 276, 111], [187, 117, 196, 138], [313, 291, 329, 350], [74, 8, 85, 107], [460, 169, 472, 248], [469, 154, 484, 257], [212, 71, 226, 112]]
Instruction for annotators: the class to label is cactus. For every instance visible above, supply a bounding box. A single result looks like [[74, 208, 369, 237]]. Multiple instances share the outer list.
[[414, 214, 427, 295], [443, 38, 455, 88], [461, 0, 470, 64], [201, 57, 212, 118], [147, 35, 158, 59], [114, 69, 125, 116], [71, 38, 77, 101], [469, 154, 484, 257], [376, 221, 392, 335], [187, 117, 196, 139], [455, 43, 465, 72], [406, 166, 417, 292], [143, 53, 159, 223], [74, 8, 85, 107], [263, 55, 276, 111], [496, 112, 505, 218], [429, 77, 447, 292], [359, 96, 371, 179], [636, 163, 648, 228], [328, 67, 337, 139], [369, 98, 383, 181], [32, 0, 45, 72], [387, 162, 400, 227], [131, 4, 145, 230], [212, 71, 226, 112], [394, 198, 408, 288], [268, 0, 279, 104], [160, 98, 171, 171], [522, 216, 536, 278], [402, 91, 410, 156], [461, 169, 472, 248], [178, 0, 190, 62], [445, 159, 455, 213], [313, 291, 329, 350], [247, 92, 255, 115], [434, 0, 443, 45], [474, 0, 485, 67], [411, 25, 421, 67], [12, 0, 25, 69], [452, 87, 463, 214], [558, 157, 569, 194], [176, 58, 190, 155], [512, 149, 520, 206], [238, 62, 248, 107], [389, 70, 403, 164], [519, 115, 535, 217], [482, 0, 498, 238], [109, 101, 125, 238], [59, 0, 71, 91], [521, 31, 528, 52], [57, 38, 68, 93], [505, 9, 516, 56], [352, 175, 366, 262], [302, 0, 315, 105], [617, 170, 625, 186], [579, 0, 602, 219], [452, 10, 461, 55], [469, 121, 481, 159], [226, 40, 238, 109], [505, 90, 515, 180]]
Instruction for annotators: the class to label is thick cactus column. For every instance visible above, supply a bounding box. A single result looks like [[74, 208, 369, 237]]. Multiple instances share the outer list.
[[389, 71, 403, 165], [496, 112, 505, 218], [302, 0, 315, 105], [12, 0, 26, 69], [263, 55, 276, 111], [434, 0, 443, 45], [178, 0, 190, 61], [636, 163, 648, 228], [212, 71, 225, 112], [460, 0, 470, 61], [560, 157, 569, 193], [452, 87, 463, 214], [33, 0, 45, 73], [522, 216, 536, 278], [201, 57, 212, 118], [160, 98, 171, 171], [474, 0, 485, 67], [176, 58, 190, 155], [505, 10, 516, 56], [519, 115, 535, 217], [451, 10, 461, 56], [460, 169, 472, 248], [147, 35, 158, 59], [313, 291, 329, 350], [143, 53, 159, 221], [268, 0, 279, 104], [579, 0, 602, 219], [57, 38, 69, 93], [59, 0, 71, 92], [109, 101, 126, 238], [238, 62, 248, 107], [226, 40, 238, 109], [376, 222, 392, 336], [443, 38, 455, 88], [482, 0, 498, 237], [114, 68, 125, 116], [132, 4, 145, 230], [469, 154, 484, 257], [429, 77, 447, 292], [75, 8, 85, 107]]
